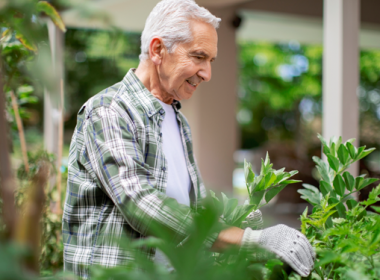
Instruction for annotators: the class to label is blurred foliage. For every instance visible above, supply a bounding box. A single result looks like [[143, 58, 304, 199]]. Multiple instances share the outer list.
[[238, 41, 380, 151], [238, 41, 322, 149], [64, 29, 140, 129]]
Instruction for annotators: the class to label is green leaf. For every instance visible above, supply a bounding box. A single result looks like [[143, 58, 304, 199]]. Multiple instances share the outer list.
[[15, 31, 37, 51], [250, 190, 265, 207], [317, 133, 330, 155], [264, 172, 277, 189], [330, 142, 336, 157], [37, 1, 67, 32], [319, 180, 332, 197], [343, 172, 355, 192], [369, 185, 380, 200], [370, 228, 380, 246], [313, 157, 332, 184], [222, 193, 238, 218], [333, 174, 346, 196], [356, 148, 376, 161], [329, 198, 346, 218], [337, 144, 349, 165], [298, 184, 321, 206], [288, 170, 299, 177], [346, 142, 356, 159], [265, 184, 286, 203], [354, 176, 364, 190], [327, 154, 340, 172], [244, 159, 255, 184], [346, 199, 358, 210], [281, 180, 301, 184], [358, 178, 379, 191], [371, 206, 380, 214], [229, 204, 256, 227]]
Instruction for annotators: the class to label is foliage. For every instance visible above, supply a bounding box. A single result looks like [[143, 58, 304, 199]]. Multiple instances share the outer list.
[[237, 41, 323, 148], [210, 153, 300, 228], [298, 135, 380, 279]]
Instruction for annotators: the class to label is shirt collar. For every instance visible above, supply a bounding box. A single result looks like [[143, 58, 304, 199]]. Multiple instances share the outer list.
[[122, 69, 182, 117]]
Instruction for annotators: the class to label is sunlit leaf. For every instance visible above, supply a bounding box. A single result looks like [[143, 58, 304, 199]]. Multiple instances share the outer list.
[[37, 1, 67, 32], [15, 31, 37, 51]]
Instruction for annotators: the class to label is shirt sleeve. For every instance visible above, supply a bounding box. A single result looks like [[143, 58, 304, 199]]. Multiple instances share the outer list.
[[82, 106, 198, 245]]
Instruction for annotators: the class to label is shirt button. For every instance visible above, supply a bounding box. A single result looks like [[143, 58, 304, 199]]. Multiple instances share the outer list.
[[159, 109, 165, 115], [162, 167, 166, 171]]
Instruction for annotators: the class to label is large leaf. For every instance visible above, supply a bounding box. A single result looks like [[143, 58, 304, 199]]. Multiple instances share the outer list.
[[358, 178, 379, 191], [229, 204, 256, 227], [333, 174, 346, 197], [346, 142, 356, 159], [343, 171, 355, 192], [265, 184, 286, 203], [15, 31, 37, 51], [37, 1, 67, 32], [356, 148, 376, 161], [250, 190, 265, 207], [327, 154, 340, 172], [244, 159, 255, 185], [264, 172, 277, 189], [354, 176, 364, 190], [222, 193, 238, 218], [337, 144, 349, 165]]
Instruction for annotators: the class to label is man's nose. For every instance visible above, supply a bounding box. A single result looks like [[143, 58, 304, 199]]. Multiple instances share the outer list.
[[198, 62, 212, 82]]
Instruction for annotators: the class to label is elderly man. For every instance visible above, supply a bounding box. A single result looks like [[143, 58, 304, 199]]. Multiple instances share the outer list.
[[62, 0, 315, 278]]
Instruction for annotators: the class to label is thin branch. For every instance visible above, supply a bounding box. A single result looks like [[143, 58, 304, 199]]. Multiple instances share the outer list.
[[10, 91, 29, 173]]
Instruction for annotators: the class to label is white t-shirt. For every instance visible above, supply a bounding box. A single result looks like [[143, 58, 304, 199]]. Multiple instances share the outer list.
[[157, 99, 191, 206], [154, 99, 192, 268]]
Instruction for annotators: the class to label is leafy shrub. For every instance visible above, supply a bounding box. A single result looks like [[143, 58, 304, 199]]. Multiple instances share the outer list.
[[298, 135, 380, 279]]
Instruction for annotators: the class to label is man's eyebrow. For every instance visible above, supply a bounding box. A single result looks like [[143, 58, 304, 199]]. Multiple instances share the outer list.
[[190, 51, 217, 60]]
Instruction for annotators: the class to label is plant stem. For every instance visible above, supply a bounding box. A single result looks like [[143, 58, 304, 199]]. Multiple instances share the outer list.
[[10, 91, 29, 173], [326, 263, 335, 280]]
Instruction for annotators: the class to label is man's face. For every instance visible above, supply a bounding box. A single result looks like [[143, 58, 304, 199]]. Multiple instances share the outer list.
[[157, 20, 218, 101]]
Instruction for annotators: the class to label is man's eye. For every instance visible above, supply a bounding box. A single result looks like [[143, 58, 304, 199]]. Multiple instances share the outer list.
[[196, 56, 203, 60]]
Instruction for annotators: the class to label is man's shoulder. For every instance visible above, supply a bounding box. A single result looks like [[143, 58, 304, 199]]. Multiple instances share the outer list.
[[78, 81, 124, 115]]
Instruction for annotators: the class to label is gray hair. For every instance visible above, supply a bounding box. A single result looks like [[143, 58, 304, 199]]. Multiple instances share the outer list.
[[139, 0, 221, 61]]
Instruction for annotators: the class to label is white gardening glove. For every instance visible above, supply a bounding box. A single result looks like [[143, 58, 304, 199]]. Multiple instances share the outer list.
[[241, 224, 315, 277], [241, 209, 264, 230]]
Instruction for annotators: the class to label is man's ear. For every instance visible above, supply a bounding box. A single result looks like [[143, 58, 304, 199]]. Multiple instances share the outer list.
[[149, 37, 165, 65]]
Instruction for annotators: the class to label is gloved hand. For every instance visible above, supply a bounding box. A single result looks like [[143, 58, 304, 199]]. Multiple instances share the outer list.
[[241, 224, 315, 277], [241, 209, 264, 230]]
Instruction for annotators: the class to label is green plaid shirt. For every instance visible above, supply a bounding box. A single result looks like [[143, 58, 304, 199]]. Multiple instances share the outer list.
[[62, 69, 213, 278]]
